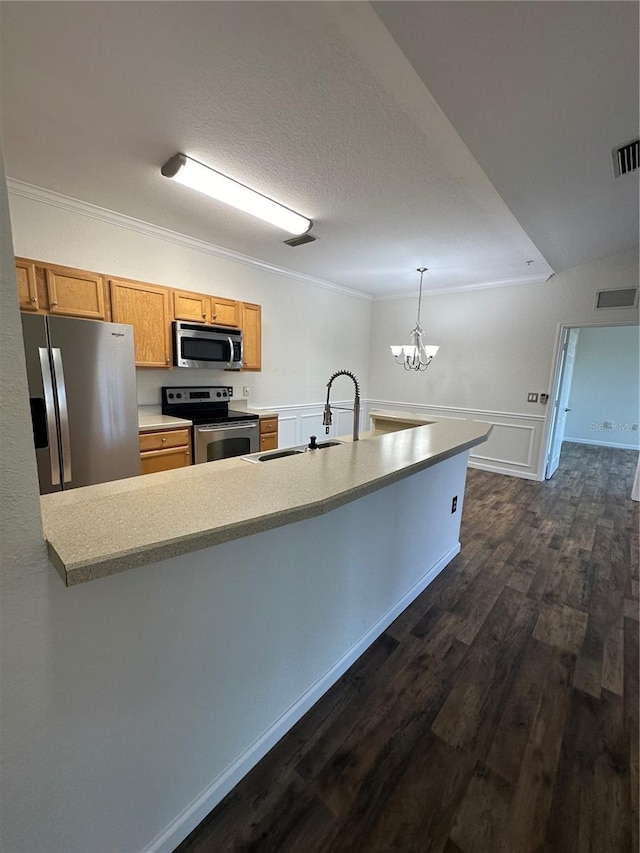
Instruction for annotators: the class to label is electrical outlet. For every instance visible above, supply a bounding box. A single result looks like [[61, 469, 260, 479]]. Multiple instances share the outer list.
[[539, 393, 549, 404], [527, 393, 539, 403], [451, 496, 458, 514], [242, 386, 250, 397]]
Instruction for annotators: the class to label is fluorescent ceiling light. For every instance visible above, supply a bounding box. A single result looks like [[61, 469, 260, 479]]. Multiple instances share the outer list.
[[161, 153, 312, 236]]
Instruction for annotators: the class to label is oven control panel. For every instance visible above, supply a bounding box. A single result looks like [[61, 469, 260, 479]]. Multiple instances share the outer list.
[[162, 386, 233, 406]]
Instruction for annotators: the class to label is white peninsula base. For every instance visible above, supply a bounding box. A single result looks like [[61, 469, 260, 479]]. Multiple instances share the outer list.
[[145, 450, 469, 851]]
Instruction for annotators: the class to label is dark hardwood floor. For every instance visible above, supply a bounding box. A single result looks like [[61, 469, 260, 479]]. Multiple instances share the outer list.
[[175, 442, 639, 853]]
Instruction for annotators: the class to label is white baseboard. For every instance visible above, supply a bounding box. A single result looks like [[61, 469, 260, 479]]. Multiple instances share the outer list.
[[564, 436, 640, 451], [467, 458, 542, 481], [143, 542, 460, 853]]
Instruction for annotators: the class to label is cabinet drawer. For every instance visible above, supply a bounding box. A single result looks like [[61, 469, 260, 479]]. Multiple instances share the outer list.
[[139, 428, 191, 452], [259, 432, 278, 452], [259, 416, 278, 435]]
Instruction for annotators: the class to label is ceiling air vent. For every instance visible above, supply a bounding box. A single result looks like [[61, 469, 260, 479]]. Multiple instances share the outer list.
[[595, 287, 638, 310], [612, 138, 639, 177], [283, 233, 316, 247]]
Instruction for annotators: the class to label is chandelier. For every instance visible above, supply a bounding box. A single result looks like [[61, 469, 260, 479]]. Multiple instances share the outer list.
[[390, 267, 439, 371]]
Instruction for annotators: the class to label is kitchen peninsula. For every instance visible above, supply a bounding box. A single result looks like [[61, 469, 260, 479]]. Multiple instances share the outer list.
[[40, 414, 490, 849], [42, 416, 491, 586]]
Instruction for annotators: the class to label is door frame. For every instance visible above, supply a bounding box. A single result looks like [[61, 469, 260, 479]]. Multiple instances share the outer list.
[[539, 319, 639, 478]]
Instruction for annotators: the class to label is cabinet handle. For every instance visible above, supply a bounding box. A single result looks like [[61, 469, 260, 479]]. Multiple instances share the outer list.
[[165, 357, 170, 364], [50, 300, 58, 307], [161, 437, 166, 443], [31, 296, 38, 303]]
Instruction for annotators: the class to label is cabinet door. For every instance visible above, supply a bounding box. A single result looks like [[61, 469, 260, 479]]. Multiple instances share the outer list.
[[15, 260, 39, 312], [240, 302, 262, 371], [211, 297, 239, 327], [45, 265, 108, 320], [140, 446, 192, 475], [110, 279, 172, 368], [172, 290, 210, 324]]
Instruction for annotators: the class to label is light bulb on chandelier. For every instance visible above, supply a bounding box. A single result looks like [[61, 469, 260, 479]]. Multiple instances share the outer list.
[[390, 267, 439, 371]]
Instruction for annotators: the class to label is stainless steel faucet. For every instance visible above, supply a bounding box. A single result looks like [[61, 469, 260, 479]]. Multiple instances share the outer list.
[[323, 370, 361, 442]]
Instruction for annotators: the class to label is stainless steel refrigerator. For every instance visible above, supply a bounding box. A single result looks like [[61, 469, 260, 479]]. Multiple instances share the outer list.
[[21, 314, 141, 494]]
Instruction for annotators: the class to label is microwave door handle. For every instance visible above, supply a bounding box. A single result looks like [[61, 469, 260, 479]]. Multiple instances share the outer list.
[[39, 347, 61, 486], [51, 348, 72, 484], [197, 423, 258, 433], [228, 336, 234, 367]]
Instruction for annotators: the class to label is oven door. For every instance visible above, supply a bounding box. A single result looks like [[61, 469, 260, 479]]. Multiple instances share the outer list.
[[194, 421, 259, 463]]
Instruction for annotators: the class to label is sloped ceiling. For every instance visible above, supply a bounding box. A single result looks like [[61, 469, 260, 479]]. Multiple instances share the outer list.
[[0, 2, 637, 297]]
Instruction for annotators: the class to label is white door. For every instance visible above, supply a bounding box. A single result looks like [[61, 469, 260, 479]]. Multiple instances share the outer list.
[[546, 327, 579, 479]]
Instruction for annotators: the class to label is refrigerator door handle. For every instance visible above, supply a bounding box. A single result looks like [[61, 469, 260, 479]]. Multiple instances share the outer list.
[[38, 347, 61, 486], [52, 348, 73, 484]]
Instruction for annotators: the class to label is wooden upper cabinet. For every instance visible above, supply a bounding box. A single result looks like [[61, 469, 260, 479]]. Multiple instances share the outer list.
[[110, 278, 172, 368], [210, 296, 239, 327], [45, 264, 108, 320], [15, 259, 39, 312], [172, 289, 210, 324], [240, 302, 262, 371]]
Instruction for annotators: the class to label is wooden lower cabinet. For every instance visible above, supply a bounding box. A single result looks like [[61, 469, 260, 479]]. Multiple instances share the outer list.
[[139, 427, 192, 474], [259, 416, 278, 452]]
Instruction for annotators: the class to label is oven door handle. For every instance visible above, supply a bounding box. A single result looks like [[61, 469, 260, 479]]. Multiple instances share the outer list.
[[197, 422, 258, 433]]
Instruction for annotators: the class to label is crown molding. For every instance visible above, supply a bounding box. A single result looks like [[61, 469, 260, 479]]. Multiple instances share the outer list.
[[6, 178, 373, 302], [374, 272, 550, 302]]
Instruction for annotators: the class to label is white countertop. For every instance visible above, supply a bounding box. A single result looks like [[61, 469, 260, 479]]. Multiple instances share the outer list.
[[138, 406, 192, 431], [42, 416, 491, 587]]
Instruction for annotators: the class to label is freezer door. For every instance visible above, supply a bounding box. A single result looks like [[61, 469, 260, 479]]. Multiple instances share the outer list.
[[21, 314, 62, 494], [47, 316, 141, 488]]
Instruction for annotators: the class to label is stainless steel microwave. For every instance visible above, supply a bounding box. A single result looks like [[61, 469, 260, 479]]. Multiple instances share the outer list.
[[173, 322, 243, 370]]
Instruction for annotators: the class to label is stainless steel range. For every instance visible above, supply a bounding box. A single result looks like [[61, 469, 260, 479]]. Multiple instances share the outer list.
[[161, 386, 259, 464]]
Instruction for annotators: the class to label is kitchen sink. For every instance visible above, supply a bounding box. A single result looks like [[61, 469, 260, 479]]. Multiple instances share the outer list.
[[242, 440, 346, 463], [254, 449, 306, 462]]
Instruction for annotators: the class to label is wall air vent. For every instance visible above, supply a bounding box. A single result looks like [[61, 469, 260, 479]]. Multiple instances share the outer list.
[[595, 287, 638, 310], [612, 138, 639, 177], [283, 233, 316, 247]]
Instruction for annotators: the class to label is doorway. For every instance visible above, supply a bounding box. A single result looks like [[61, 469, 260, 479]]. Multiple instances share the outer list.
[[544, 321, 639, 479]]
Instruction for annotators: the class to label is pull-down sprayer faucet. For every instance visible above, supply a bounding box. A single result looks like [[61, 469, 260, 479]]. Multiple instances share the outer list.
[[322, 370, 361, 442]]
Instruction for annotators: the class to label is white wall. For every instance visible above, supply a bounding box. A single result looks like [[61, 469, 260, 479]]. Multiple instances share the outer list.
[[565, 325, 640, 449], [7, 189, 372, 409], [369, 249, 639, 478]]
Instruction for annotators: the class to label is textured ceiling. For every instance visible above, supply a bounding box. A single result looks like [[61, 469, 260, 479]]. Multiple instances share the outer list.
[[0, 2, 636, 298]]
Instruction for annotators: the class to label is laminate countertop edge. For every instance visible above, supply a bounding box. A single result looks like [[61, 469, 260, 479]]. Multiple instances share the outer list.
[[42, 419, 492, 587]]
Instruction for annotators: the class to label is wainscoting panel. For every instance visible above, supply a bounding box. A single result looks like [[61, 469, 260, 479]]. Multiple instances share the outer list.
[[365, 400, 547, 481], [276, 416, 297, 450]]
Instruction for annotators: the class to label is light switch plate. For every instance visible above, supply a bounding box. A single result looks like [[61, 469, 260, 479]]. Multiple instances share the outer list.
[[527, 392, 539, 403]]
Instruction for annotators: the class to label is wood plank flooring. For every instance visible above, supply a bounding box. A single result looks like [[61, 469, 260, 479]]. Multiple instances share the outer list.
[[175, 443, 639, 853]]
